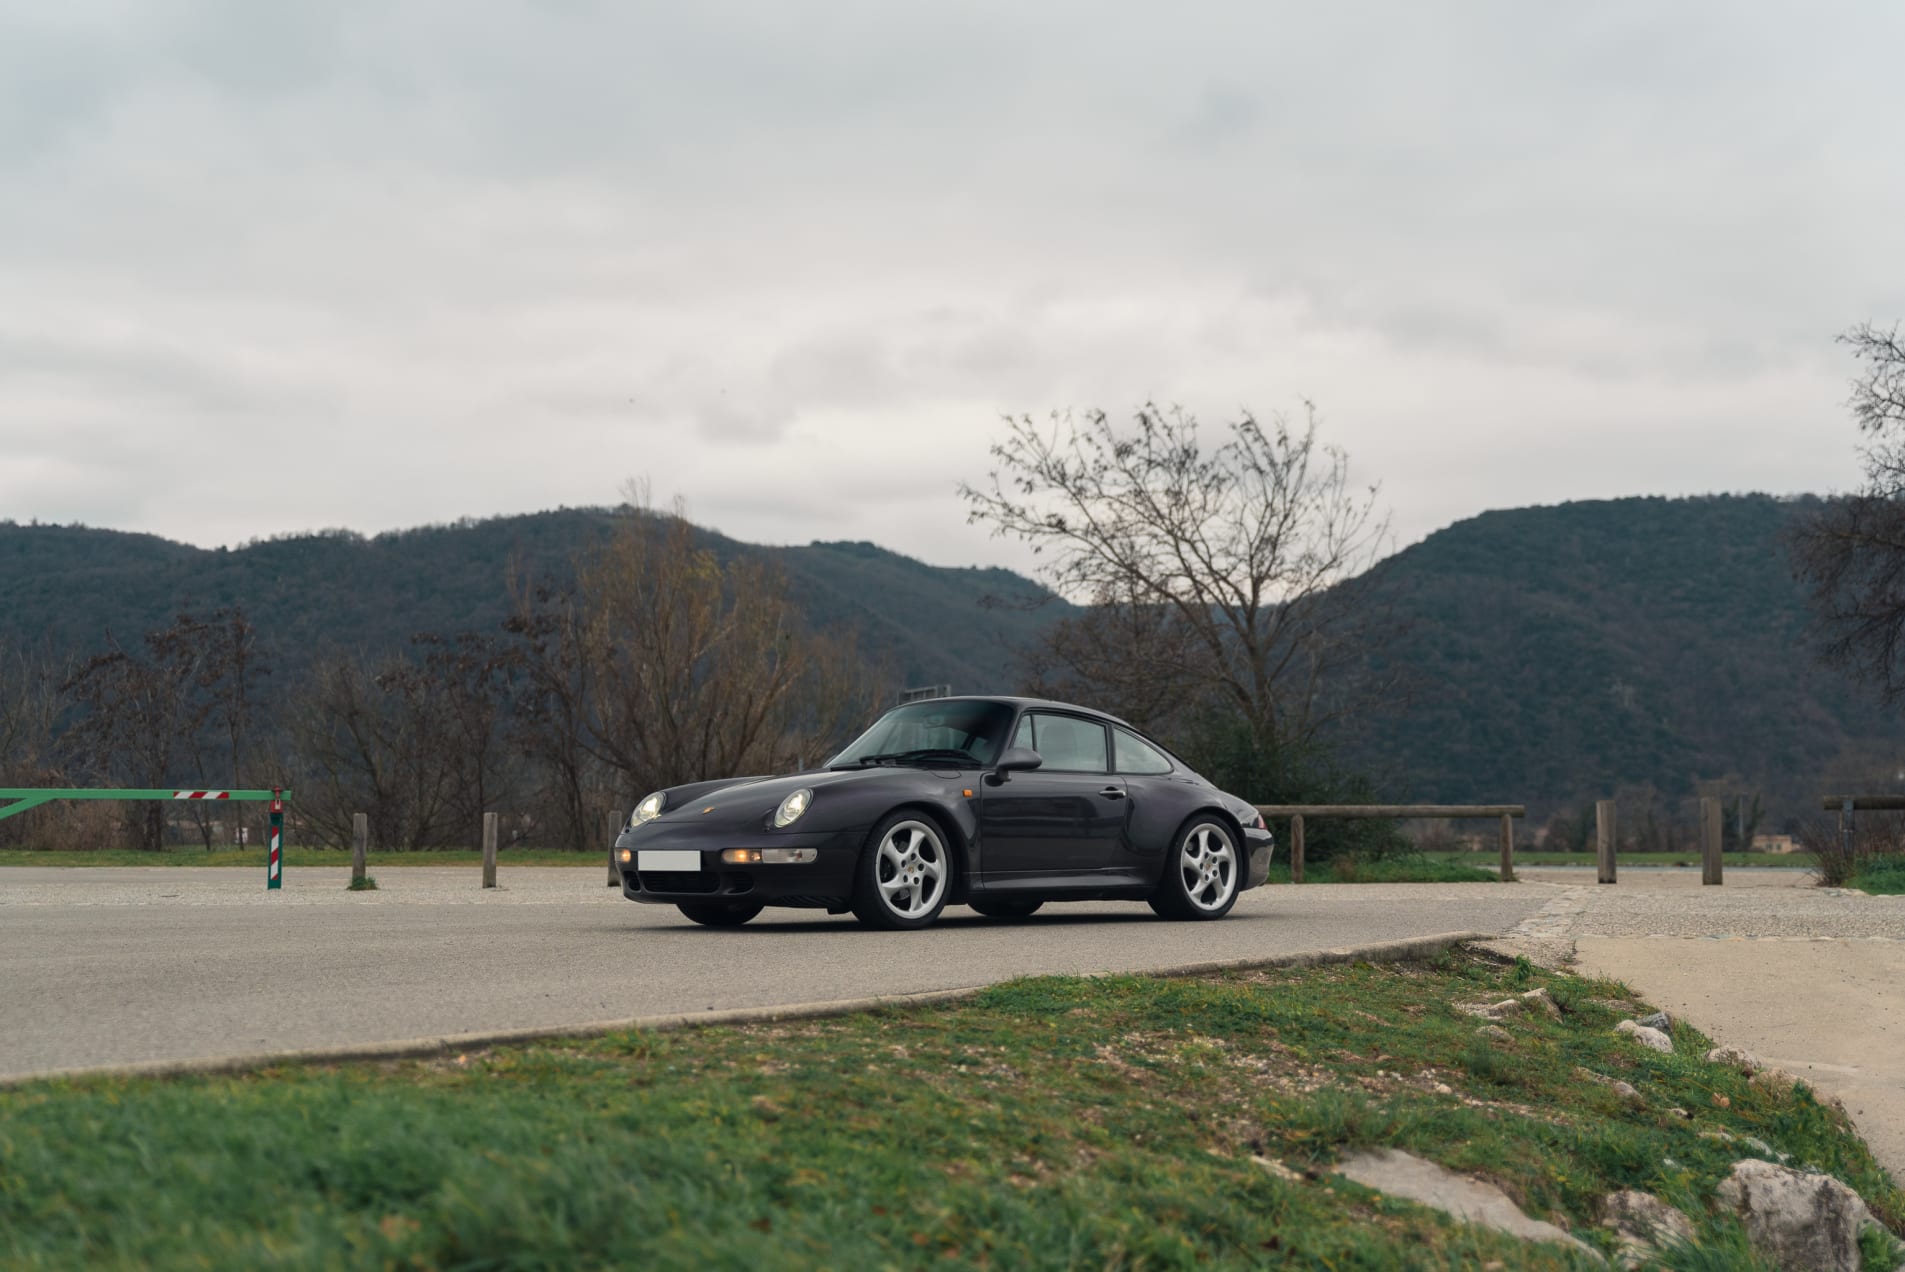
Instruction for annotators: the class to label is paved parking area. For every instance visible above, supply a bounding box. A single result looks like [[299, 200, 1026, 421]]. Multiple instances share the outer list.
[[1511, 867, 1905, 1179], [0, 867, 1553, 1080]]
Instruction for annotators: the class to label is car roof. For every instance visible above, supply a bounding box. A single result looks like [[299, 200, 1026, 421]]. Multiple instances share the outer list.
[[907, 695, 1138, 731]]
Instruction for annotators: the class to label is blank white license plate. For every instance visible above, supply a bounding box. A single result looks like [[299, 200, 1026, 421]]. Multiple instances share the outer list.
[[637, 850, 702, 871]]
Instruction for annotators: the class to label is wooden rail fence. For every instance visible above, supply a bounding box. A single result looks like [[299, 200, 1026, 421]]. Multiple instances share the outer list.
[[1252, 804, 1527, 883]]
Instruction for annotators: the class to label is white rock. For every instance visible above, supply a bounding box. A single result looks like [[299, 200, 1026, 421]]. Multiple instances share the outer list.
[[1599, 1190, 1696, 1270], [1517, 987, 1562, 1020], [1251, 1155, 1303, 1183], [1335, 1149, 1602, 1260], [1705, 1044, 1764, 1075], [1715, 1159, 1875, 1272], [1614, 1020, 1674, 1053], [1476, 1024, 1513, 1043]]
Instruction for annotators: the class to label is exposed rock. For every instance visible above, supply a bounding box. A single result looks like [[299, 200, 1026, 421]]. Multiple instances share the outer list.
[[1476, 1024, 1513, 1043], [1577, 1068, 1642, 1103], [1335, 1149, 1602, 1261], [1614, 1020, 1674, 1053], [1715, 1159, 1876, 1272], [1750, 1067, 1801, 1097], [1516, 987, 1562, 1020], [1748, 1066, 1850, 1116], [1705, 1044, 1764, 1075], [1457, 998, 1524, 1021], [1599, 1190, 1695, 1270], [1634, 1011, 1672, 1032], [1251, 1155, 1303, 1183]]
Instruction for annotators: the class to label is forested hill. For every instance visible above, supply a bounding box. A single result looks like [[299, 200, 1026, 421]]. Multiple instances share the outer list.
[[5, 495, 1900, 826], [0, 511, 1065, 692], [1344, 494, 1904, 827]]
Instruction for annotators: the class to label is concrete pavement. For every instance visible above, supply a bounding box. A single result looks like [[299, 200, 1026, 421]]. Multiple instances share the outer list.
[[0, 867, 1556, 1081], [1510, 867, 1905, 1180]]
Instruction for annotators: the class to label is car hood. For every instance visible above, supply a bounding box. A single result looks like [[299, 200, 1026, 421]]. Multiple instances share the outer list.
[[648, 766, 944, 827]]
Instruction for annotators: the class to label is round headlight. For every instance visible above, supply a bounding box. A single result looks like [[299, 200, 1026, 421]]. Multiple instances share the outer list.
[[773, 788, 812, 828], [632, 792, 666, 825]]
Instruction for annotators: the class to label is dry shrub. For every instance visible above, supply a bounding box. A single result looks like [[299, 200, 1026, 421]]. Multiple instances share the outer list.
[[1802, 810, 1905, 887]]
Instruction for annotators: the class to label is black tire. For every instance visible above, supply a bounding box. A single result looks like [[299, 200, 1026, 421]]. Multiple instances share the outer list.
[[676, 900, 765, 927], [1149, 817, 1242, 921], [969, 898, 1043, 920], [850, 812, 954, 930]]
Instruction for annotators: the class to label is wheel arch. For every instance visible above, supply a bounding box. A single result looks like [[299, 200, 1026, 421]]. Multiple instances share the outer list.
[[1168, 805, 1247, 865], [871, 801, 974, 903]]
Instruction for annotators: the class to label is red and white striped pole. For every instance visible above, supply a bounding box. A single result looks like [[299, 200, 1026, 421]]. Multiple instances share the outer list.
[[267, 788, 284, 891]]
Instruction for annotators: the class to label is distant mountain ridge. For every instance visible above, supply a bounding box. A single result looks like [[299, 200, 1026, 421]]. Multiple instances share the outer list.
[[0, 509, 1066, 692], [1345, 494, 1903, 827], [4, 494, 1899, 827]]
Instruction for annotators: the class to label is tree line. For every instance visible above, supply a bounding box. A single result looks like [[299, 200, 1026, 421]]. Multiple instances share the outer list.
[[0, 496, 889, 853]]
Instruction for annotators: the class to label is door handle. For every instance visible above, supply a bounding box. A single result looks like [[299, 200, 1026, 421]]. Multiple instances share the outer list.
[[1099, 786, 1126, 800]]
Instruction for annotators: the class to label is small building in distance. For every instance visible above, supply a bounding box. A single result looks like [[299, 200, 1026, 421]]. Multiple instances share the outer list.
[[1751, 833, 1799, 854]]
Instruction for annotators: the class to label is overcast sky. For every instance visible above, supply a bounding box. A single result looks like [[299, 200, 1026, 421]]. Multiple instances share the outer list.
[[4, 1, 1902, 575]]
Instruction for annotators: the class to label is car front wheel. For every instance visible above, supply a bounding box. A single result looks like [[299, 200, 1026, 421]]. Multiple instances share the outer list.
[[1149, 818, 1241, 920], [850, 814, 952, 930]]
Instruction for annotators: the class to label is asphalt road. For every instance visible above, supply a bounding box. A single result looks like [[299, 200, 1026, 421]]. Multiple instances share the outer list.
[[0, 867, 1554, 1080]]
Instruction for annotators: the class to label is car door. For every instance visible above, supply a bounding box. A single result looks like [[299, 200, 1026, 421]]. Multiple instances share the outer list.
[[979, 712, 1129, 879], [1111, 725, 1189, 877]]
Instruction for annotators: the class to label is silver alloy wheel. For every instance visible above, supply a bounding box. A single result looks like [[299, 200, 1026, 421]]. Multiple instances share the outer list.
[[1179, 822, 1238, 912], [876, 819, 947, 919]]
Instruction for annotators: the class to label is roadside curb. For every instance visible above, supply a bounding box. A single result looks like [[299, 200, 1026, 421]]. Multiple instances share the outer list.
[[0, 930, 1485, 1089]]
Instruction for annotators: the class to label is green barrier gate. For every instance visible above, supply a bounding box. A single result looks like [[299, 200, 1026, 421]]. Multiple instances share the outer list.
[[0, 788, 295, 890]]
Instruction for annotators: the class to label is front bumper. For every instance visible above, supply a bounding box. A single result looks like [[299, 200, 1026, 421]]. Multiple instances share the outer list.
[[615, 823, 866, 906], [1243, 827, 1275, 890]]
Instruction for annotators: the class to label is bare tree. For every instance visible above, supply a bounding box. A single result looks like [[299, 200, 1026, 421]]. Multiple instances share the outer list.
[[961, 404, 1392, 763], [1794, 323, 1905, 701], [288, 652, 460, 852], [0, 645, 67, 847], [61, 616, 228, 851], [510, 491, 888, 817]]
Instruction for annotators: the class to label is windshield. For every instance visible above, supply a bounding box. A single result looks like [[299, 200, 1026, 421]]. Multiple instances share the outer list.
[[826, 700, 1017, 769]]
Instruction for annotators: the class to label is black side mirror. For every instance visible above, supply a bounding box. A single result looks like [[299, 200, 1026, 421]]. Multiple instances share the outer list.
[[989, 747, 1042, 784]]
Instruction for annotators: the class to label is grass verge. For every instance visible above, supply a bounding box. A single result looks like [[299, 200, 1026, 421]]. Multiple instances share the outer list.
[[1849, 856, 1905, 895], [3, 951, 1896, 1268]]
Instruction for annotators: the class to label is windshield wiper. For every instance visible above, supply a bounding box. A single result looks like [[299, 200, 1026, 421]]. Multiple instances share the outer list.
[[832, 748, 980, 770]]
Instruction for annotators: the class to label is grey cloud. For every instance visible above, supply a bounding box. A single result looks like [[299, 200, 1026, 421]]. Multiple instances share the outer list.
[[0, 0, 1896, 569]]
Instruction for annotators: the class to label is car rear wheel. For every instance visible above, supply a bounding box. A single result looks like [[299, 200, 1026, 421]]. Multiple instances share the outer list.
[[676, 901, 764, 927], [850, 814, 952, 930], [968, 898, 1043, 920], [1149, 818, 1241, 920]]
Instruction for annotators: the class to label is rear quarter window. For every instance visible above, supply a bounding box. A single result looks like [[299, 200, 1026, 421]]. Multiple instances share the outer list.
[[1113, 728, 1174, 775]]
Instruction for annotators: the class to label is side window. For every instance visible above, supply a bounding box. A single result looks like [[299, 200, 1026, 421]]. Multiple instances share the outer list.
[[1011, 715, 1034, 752], [1029, 714, 1108, 773], [1113, 728, 1174, 775]]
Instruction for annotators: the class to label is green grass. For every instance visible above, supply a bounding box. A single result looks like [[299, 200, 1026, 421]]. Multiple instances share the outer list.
[[1296, 857, 1500, 883], [0, 847, 604, 868], [1850, 856, 1905, 895], [3, 953, 1896, 1269], [1427, 850, 1813, 870]]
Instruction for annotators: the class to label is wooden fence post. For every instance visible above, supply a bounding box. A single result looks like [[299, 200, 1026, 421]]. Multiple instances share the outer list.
[[1498, 812, 1517, 882], [482, 812, 498, 889], [1290, 814, 1305, 884], [1596, 799, 1617, 885], [606, 808, 624, 886], [1700, 796, 1724, 886], [351, 813, 367, 885]]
